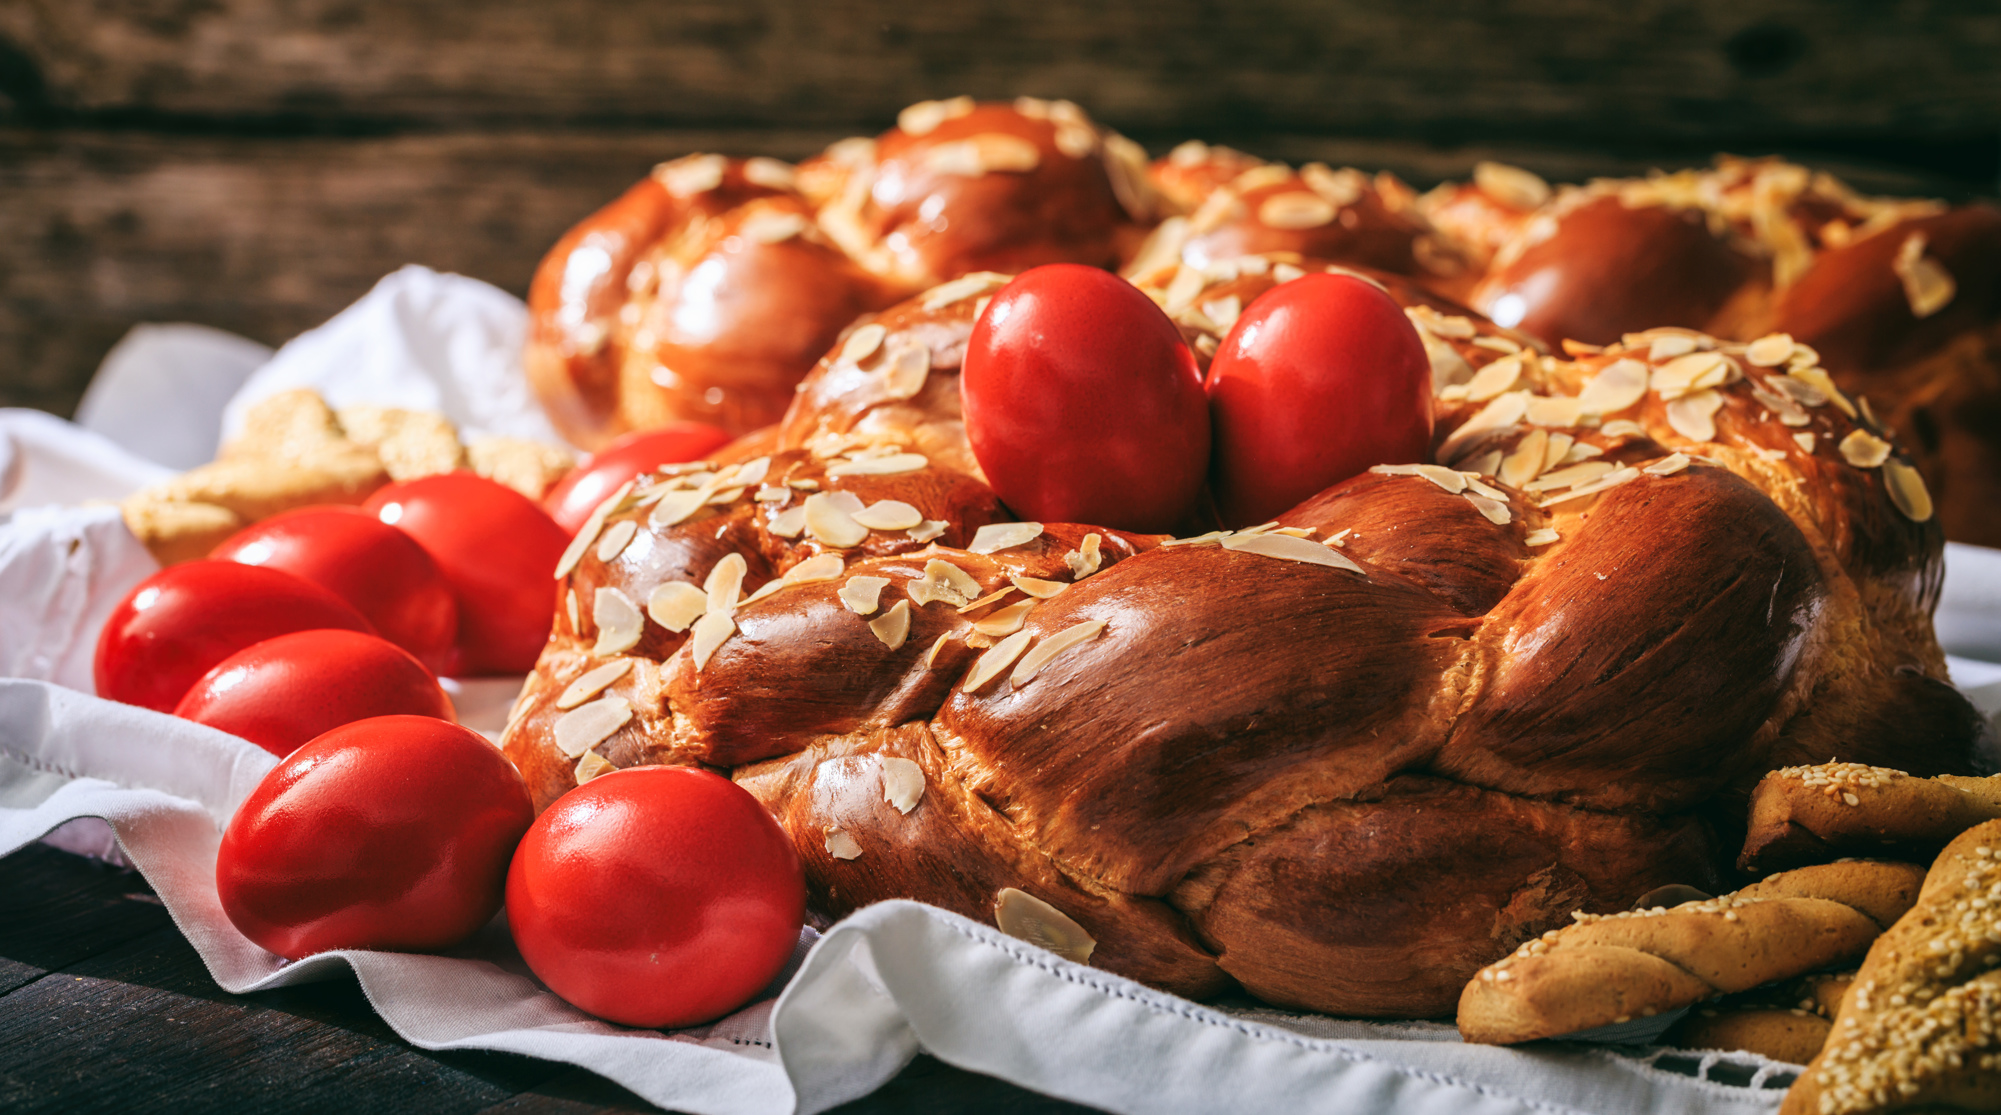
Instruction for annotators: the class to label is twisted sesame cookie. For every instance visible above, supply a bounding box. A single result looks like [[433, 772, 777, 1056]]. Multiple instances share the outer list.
[[1742, 764, 2001, 874], [1665, 970, 1854, 1065], [1458, 860, 1925, 1045], [1783, 820, 2001, 1114]]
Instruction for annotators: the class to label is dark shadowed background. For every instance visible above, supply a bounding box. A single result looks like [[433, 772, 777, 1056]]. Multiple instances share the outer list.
[[3, 0, 1997, 418]]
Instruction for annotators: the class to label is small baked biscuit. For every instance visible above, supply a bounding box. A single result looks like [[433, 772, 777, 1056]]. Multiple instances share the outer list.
[[467, 437, 576, 501], [1666, 970, 1854, 1065], [1741, 763, 2001, 874], [117, 498, 243, 566], [335, 405, 467, 481]]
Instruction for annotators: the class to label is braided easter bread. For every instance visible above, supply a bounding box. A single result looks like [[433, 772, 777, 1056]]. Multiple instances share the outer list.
[[1742, 764, 2001, 874], [1782, 820, 2001, 1114], [1457, 860, 1925, 1045]]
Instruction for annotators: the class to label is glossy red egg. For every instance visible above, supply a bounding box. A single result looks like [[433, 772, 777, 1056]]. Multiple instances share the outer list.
[[211, 506, 459, 675], [506, 766, 805, 1029], [1206, 273, 1434, 526], [216, 715, 534, 960], [961, 264, 1209, 532], [173, 629, 456, 758], [543, 423, 733, 535], [94, 561, 376, 713], [364, 473, 569, 676]]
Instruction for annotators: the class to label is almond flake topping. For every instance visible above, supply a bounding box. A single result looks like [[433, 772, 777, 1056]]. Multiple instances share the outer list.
[[689, 610, 736, 671], [754, 485, 790, 504], [1010, 575, 1068, 599], [1652, 351, 1736, 400], [1464, 494, 1512, 524], [827, 453, 928, 478], [925, 133, 1041, 178], [840, 323, 887, 364], [869, 599, 912, 649], [1220, 531, 1365, 573], [1893, 232, 1957, 319], [595, 519, 639, 564], [972, 599, 1036, 637], [1438, 390, 1531, 462], [1524, 528, 1560, 547], [898, 96, 973, 136], [1577, 358, 1649, 415], [1541, 465, 1641, 508], [592, 587, 644, 655], [1272, 262, 1305, 284], [907, 520, 948, 543], [1839, 429, 1893, 469], [956, 588, 1017, 615], [1600, 419, 1647, 438], [1201, 296, 1242, 331], [566, 589, 579, 630], [852, 500, 924, 531], [1525, 460, 1615, 491], [924, 633, 951, 669], [1462, 474, 1509, 501], [1157, 530, 1230, 548], [1745, 333, 1796, 367], [742, 156, 795, 189], [994, 888, 1096, 964], [1541, 432, 1575, 470], [1500, 429, 1549, 488], [1465, 355, 1524, 402], [1665, 389, 1725, 442], [1065, 533, 1104, 578], [1009, 620, 1107, 687], [1788, 367, 1857, 418], [1473, 161, 1551, 210], [783, 552, 846, 585], [1793, 432, 1817, 453], [1524, 395, 1584, 428], [555, 696, 631, 758], [970, 522, 1044, 554], [1416, 464, 1469, 493], [824, 828, 863, 860], [1643, 452, 1692, 476], [1647, 333, 1700, 361], [768, 504, 808, 538], [965, 630, 1034, 691], [740, 209, 808, 244], [705, 553, 747, 613], [573, 751, 616, 785], [1883, 457, 1933, 522], [1561, 442, 1605, 463], [1258, 191, 1337, 229], [556, 659, 635, 711], [839, 575, 892, 615], [557, 480, 636, 579], [804, 492, 870, 547], [909, 559, 981, 608], [1407, 305, 1478, 340], [1163, 265, 1207, 313], [654, 154, 726, 197], [882, 342, 930, 400], [879, 756, 925, 814], [921, 272, 1008, 312]]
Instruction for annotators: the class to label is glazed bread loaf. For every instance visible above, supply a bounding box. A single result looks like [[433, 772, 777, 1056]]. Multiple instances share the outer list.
[[502, 246, 1990, 1016]]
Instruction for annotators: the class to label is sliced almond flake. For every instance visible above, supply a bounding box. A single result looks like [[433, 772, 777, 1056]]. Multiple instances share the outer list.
[[689, 610, 736, 670], [788, 478, 820, 490], [1499, 429, 1549, 489], [1407, 305, 1478, 340], [839, 575, 892, 615], [924, 633, 951, 669], [1893, 232, 1956, 318], [1839, 429, 1893, 469], [1422, 334, 1474, 393], [741, 580, 785, 606], [804, 492, 870, 547], [732, 457, 772, 489], [1200, 295, 1243, 331], [1652, 352, 1732, 401], [557, 480, 636, 579], [869, 599, 912, 649], [908, 559, 980, 608], [1234, 521, 1281, 536], [1883, 457, 1933, 522], [1562, 443, 1606, 463], [1009, 619, 1107, 688], [595, 519, 639, 564], [1258, 191, 1338, 229], [573, 751, 616, 786], [1525, 461, 1616, 492], [825, 828, 863, 860], [1270, 526, 1315, 538], [907, 520, 948, 543], [880, 342, 931, 400], [1474, 161, 1551, 209], [1787, 368, 1856, 417], [840, 323, 888, 364], [1524, 395, 1584, 428], [649, 487, 711, 529], [1793, 432, 1817, 453], [1471, 335, 1522, 354], [1301, 163, 1365, 205], [566, 589, 579, 631], [965, 630, 1034, 691], [1540, 466, 1641, 507], [654, 154, 726, 197], [1647, 334, 1700, 361], [1272, 262, 1306, 284], [704, 553, 748, 613], [964, 631, 995, 649], [742, 156, 796, 190], [1643, 452, 1692, 476], [1438, 390, 1531, 461], [754, 485, 791, 504], [898, 96, 974, 136], [768, 504, 808, 538], [921, 272, 1008, 312], [1010, 575, 1069, 598], [956, 587, 1017, 614], [1463, 494, 1512, 524], [970, 522, 1044, 554], [1464, 355, 1523, 402], [1541, 432, 1575, 473], [1751, 446, 1787, 463], [972, 599, 1036, 637], [1465, 449, 1504, 477], [1665, 389, 1725, 442], [1162, 265, 1207, 313], [1577, 359, 1649, 415], [1745, 333, 1795, 367], [554, 696, 632, 758], [740, 209, 808, 244], [1600, 419, 1647, 438], [1326, 528, 1352, 546], [1414, 464, 1469, 493], [783, 552, 846, 585], [1220, 531, 1366, 573], [1462, 474, 1509, 501], [592, 587, 644, 655], [1524, 528, 1560, 547], [852, 500, 924, 531], [705, 486, 746, 507], [1786, 343, 1821, 371], [556, 659, 635, 710], [878, 756, 926, 815], [1157, 530, 1231, 548], [994, 888, 1095, 964], [827, 453, 928, 478], [1749, 377, 1813, 427], [1065, 533, 1104, 578]]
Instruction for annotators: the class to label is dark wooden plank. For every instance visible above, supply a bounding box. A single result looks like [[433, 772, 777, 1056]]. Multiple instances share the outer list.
[[4, 0, 1998, 148], [0, 843, 173, 996]]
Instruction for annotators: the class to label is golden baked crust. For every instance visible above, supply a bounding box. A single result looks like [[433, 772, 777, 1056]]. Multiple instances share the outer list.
[[1742, 764, 2001, 874], [1666, 970, 1855, 1065]]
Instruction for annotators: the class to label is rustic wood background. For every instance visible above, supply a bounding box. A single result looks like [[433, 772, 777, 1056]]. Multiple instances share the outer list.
[[3, 0, 1998, 419]]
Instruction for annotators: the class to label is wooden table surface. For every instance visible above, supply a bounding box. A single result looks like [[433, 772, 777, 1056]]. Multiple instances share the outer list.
[[0, 842, 1104, 1115]]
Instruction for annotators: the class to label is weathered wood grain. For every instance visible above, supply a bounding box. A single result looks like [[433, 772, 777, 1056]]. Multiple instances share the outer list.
[[3, 0, 1998, 144]]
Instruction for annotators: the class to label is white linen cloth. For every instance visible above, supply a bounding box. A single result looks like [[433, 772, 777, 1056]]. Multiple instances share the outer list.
[[4, 268, 1997, 1114]]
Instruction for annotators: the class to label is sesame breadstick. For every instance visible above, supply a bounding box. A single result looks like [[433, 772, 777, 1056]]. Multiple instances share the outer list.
[[1740, 763, 2001, 874]]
